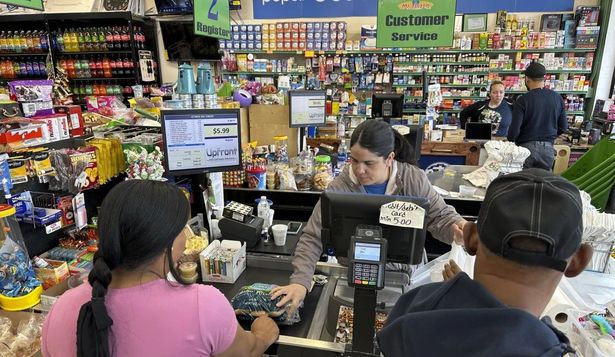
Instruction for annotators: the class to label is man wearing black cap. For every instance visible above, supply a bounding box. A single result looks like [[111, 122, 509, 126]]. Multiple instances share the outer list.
[[377, 169, 592, 357], [507, 62, 568, 170]]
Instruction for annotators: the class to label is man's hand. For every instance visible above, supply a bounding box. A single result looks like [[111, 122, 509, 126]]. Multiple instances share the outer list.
[[451, 220, 467, 245], [442, 259, 462, 281]]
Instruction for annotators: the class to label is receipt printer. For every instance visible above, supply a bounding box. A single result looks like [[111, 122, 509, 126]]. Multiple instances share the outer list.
[[218, 215, 264, 248]]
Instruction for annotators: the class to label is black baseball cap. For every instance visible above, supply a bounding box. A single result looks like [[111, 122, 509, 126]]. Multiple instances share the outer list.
[[524, 62, 546, 80], [477, 169, 583, 272]]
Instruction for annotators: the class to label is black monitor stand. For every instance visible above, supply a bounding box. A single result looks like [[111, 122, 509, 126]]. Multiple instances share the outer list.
[[350, 288, 379, 356]]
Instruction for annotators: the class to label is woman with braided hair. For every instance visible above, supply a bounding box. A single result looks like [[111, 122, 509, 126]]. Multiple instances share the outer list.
[[42, 180, 278, 357]]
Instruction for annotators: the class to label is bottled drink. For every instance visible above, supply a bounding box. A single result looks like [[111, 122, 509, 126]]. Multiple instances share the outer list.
[[97, 27, 106, 51], [24, 31, 33, 52], [19, 31, 27, 53], [102, 57, 111, 78], [257, 196, 270, 227], [62, 29, 71, 52], [84, 29, 92, 51], [77, 28, 85, 51], [112, 27, 121, 49], [120, 26, 130, 49], [89, 57, 97, 77], [105, 27, 114, 49], [0, 32, 7, 52], [95, 56, 104, 77], [81, 58, 90, 78], [337, 139, 348, 171], [123, 57, 132, 76]]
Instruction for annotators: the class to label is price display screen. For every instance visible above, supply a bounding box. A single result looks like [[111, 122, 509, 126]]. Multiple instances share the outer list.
[[354, 242, 381, 262], [162, 109, 241, 175], [289, 90, 326, 128]]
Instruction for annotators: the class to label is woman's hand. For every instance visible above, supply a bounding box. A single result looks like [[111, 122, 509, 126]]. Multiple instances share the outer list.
[[451, 219, 467, 245], [442, 259, 462, 281], [270, 284, 307, 316]]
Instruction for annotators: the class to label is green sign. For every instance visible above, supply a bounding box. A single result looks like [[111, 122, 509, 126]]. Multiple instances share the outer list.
[[194, 0, 231, 40], [0, 0, 44, 10], [377, 0, 457, 48]]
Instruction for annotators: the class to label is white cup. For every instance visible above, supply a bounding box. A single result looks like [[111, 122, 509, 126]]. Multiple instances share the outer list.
[[271, 224, 288, 246]]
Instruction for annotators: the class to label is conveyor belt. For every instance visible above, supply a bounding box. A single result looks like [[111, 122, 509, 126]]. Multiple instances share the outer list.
[[212, 267, 323, 339]]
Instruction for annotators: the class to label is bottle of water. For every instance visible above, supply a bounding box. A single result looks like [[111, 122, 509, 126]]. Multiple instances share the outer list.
[[257, 196, 270, 243], [337, 139, 348, 171]]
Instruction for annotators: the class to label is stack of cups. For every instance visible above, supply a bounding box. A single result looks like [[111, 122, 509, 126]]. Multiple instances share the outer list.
[[179, 94, 193, 109], [205, 94, 218, 108], [192, 94, 205, 109]]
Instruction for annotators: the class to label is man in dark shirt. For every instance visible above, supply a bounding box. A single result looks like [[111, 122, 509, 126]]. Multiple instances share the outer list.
[[507, 62, 568, 170], [377, 169, 593, 357]]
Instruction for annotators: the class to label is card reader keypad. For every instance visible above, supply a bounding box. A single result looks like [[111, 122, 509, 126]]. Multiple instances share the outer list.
[[353, 262, 379, 286]]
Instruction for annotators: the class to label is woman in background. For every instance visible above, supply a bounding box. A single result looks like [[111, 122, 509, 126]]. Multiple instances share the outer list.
[[460, 80, 512, 137]]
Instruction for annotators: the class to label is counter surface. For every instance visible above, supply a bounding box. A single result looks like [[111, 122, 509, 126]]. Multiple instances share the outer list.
[[247, 220, 304, 256], [427, 165, 486, 201], [211, 266, 322, 340]]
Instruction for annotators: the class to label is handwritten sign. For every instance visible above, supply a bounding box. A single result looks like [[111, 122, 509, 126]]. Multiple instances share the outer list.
[[379, 200, 425, 229]]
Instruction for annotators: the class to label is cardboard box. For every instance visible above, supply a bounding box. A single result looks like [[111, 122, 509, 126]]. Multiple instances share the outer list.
[[34, 259, 69, 290], [36, 278, 69, 312], [443, 129, 466, 143], [200, 240, 246, 284]]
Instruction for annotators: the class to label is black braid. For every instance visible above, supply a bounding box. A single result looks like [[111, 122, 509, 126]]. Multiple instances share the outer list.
[[76, 257, 114, 357]]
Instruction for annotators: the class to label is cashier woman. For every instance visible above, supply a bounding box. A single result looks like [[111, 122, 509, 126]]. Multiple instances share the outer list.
[[271, 120, 466, 313]]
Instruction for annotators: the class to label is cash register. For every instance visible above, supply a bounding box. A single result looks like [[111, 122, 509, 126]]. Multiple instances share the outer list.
[[219, 201, 264, 248]]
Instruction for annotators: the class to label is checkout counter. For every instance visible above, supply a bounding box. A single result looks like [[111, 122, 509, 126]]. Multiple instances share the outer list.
[[209, 166, 614, 356]]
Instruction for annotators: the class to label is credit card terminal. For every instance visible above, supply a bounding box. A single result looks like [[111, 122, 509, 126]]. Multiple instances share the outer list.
[[348, 225, 387, 290]]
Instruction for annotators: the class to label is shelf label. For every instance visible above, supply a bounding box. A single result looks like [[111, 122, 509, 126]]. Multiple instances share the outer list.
[[379, 200, 425, 229], [304, 50, 315, 58], [194, 0, 231, 40], [0, 0, 44, 10], [377, 0, 456, 49]]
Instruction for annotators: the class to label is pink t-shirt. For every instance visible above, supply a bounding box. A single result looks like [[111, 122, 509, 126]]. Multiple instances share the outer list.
[[42, 279, 237, 357]]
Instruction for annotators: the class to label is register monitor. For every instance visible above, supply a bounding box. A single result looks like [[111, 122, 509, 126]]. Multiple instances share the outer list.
[[371, 93, 404, 119], [465, 122, 492, 142], [320, 191, 429, 265], [161, 109, 241, 176]]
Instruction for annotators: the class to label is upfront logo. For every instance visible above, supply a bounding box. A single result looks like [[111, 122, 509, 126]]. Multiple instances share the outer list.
[[398, 0, 433, 10], [206, 147, 238, 159]]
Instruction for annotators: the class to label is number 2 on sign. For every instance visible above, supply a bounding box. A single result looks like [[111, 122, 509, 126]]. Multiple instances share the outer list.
[[208, 0, 218, 20]]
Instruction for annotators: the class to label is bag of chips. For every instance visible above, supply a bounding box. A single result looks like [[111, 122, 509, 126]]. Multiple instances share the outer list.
[[230, 283, 301, 325]]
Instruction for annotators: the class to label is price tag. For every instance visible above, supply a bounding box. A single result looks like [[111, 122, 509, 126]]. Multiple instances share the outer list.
[[379, 200, 425, 229], [204, 125, 238, 138], [304, 50, 315, 58]]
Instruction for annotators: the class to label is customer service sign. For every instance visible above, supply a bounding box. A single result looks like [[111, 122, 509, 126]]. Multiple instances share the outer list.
[[377, 0, 456, 48]]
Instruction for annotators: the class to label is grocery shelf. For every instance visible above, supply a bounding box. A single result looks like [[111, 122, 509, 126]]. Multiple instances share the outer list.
[[221, 71, 305, 76], [394, 72, 489, 76], [56, 50, 133, 55], [0, 52, 49, 57], [441, 96, 485, 100], [492, 69, 592, 74], [506, 90, 588, 95], [395, 61, 490, 66], [439, 84, 488, 88], [392, 84, 424, 88], [222, 48, 597, 56], [567, 111, 586, 115], [0, 76, 47, 82], [69, 77, 135, 81]]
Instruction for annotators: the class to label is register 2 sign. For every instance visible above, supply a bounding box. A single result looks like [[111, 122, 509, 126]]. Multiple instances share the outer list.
[[377, 0, 457, 48]]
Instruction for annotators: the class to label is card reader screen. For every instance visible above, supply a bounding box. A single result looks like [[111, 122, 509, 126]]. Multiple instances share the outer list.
[[354, 242, 381, 262]]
